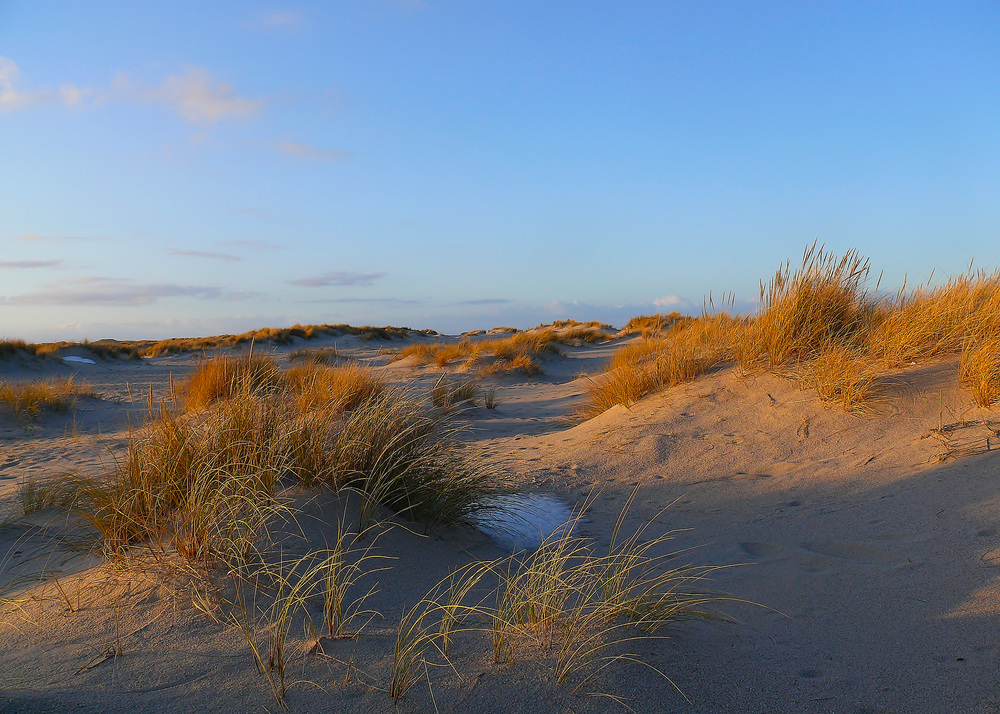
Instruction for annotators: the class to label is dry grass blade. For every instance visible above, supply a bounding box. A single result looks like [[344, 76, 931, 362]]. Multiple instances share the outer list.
[[332, 388, 508, 532], [801, 345, 882, 412], [182, 353, 283, 410], [960, 333, 1000, 407], [0, 377, 92, 423]]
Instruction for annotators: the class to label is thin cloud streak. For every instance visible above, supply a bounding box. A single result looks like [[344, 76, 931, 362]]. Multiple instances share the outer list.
[[272, 141, 352, 162], [219, 239, 281, 251], [300, 297, 420, 305], [3, 277, 222, 306], [289, 271, 384, 287], [0, 259, 63, 269], [18, 234, 110, 243], [169, 248, 242, 262]]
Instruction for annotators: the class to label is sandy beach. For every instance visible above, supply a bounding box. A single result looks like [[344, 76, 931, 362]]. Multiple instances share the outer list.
[[0, 324, 997, 714]]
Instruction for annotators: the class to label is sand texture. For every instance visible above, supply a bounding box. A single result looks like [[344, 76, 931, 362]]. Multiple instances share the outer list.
[[1, 332, 999, 713]]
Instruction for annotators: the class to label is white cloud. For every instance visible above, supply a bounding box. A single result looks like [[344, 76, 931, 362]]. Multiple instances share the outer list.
[[653, 295, 685, 308], [0, 55, 102, 112], [137, 67, 262, 123], [0, 55, 49, 112], [272, 140, 352, 162]]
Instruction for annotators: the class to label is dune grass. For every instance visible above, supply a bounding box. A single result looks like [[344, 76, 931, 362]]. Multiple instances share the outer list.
[[333, 387, 507, 532], [619, 312, 686, 338], [0, 322, 419, 364], [389, 487, 725, 703], [0, 377, 93, 423], [181, 354, 284, 410], [287, 346, 353, 367], [581, 314, 741, 418], [584, 245, 1000, 417], [395, 329, 563, 376], [285, 363, 384, 414], [70, 354, 506, 561], [430, 375, 479, 411], [960, 333, 1000, 407]]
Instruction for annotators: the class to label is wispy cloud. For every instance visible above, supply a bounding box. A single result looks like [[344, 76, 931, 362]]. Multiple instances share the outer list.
[[289, 271, 384, 287], [301, 297, 420, 305], [18, 234, 110, 243], [116, 66, 261, 123], [0, 259, 63, 269], [2, 57, 260, 123], [169, 248, 242, 262], [219, 239, 281, 251], [221, 291, 264, 301], [246, 10, 303, 30], [1, 55, 102, 112], [3, 277, 222, 306], [458, 298, 511, 305], [272, 140, 352, 162]]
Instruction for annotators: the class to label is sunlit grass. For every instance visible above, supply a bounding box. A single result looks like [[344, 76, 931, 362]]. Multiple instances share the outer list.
[[0, 377, 93, 422]]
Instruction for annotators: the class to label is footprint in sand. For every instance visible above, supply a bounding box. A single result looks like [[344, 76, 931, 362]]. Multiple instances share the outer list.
[[741, 540, 897, 566], [801, 541, 896, 564], [740, 541, 791, 559]]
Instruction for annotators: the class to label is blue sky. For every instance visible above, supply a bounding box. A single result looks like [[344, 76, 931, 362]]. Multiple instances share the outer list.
[[2, 1, 998, 340]]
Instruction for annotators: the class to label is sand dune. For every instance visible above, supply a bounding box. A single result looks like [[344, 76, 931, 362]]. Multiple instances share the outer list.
[[1, 330, 998, 713]]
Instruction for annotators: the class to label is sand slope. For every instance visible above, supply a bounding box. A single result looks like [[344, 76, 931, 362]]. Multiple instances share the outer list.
[[1, 335, 999, 713]]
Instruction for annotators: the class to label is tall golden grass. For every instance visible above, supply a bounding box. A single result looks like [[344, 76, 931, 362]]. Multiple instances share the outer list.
[[396, 329, 561, 376], [581, 314, 743, 417], [0, 377, 93, 422], [71, 354, 506, 561], [584, 245, 1000, 416]]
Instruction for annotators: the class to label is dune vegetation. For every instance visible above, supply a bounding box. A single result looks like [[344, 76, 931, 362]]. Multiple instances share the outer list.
[[0, 377, 94, 423], [0, 323, 423, 363], [583, 244, 1000, 416], [395, 321, 614, 377], [7, 349, 724, 709]]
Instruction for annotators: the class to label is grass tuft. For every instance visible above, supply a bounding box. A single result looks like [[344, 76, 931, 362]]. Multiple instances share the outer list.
[[0, 377, 92, 422], [182, 354, 284, 410], [960, 333, 1000, 407]]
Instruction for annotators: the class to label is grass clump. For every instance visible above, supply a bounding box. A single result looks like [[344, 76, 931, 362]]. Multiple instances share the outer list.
[[800, 345, 881, 412], [333, 388, 506, 531], [620, 312, 686, 338], [581, 314, 740, 417], [390, 488, 726, 703], [395, 331, 557, 376], [285, 363, 384, 414], [287, 346, 352, 367], [960, 333, 1000, 407], [430, 376, 479, 411], [737, 243, 873, 370], [182, 354, 284, 410], [868, 271, 1000, 366], [0, 339, 38, 360], [0, 377, 92, 422], [77, 397, 287, 560]]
